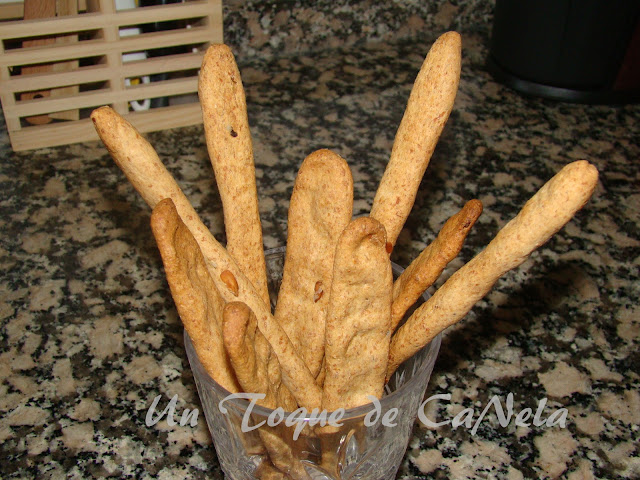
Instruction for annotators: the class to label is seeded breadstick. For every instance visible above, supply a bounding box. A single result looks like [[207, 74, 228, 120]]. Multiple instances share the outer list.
[[151, 200, 240, 393], [199, 44, 269, 306], [387, 161, 599, 378], [275, 149, 353, 379], [391, 199, 482, 330], [91, 107, 322, 409], [322, 217, 393, 410], [370, 31, 461, 246]]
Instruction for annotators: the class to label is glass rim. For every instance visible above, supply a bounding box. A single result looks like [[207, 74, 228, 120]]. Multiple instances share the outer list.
[[185, 246, 441, 419]]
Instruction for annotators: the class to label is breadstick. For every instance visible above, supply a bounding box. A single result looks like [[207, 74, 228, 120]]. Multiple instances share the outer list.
[[275, 149, 353, 379], [255, 463, 291, 480], [257, 426, 307, 480], [150, 199, 240, 393], [370, 31, 461, 246], [92, 106, 182, 209], [322, 217, 393, 411], [223, 302, 297, 410], [91, 107, 322, 409], [224, 303, 310, 479], [391, 199, 482, 330], [199, 44, 269, 306], [387, 161, 598, 377], [223, 303, 303, 479]]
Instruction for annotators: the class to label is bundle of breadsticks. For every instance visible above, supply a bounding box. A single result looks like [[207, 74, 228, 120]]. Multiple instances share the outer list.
[[91, 31, 597, 478]]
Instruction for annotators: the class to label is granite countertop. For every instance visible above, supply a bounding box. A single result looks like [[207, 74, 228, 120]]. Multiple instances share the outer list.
[[1, 2, 639, 479]]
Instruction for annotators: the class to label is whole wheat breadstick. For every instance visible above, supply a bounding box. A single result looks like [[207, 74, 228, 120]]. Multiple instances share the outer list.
[[275, 149, 353, 379], [150, 199, 240, 393], [387, 161, 598, 378], [391, 199, 482, 330], [223, 302, 308, 479], [199, 44, 269, 306], [91, 107, 322, 409], [255, 463, 291, 480], [322, 217, 393, 411], [91, 106, 183, 209], [257, 426, 308, 480], [223, 302, 297, 410], [370, 31, 461, 246]]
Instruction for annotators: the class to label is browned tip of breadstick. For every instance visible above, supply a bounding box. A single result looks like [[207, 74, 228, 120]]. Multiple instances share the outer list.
[[91, 106, 171, 209], [91, 106, 129, 159], [150, 197, 176, 243], [90, 105, 116, 129], [222, 302, 252, 355], [390, 198, 482, 330], [200, 43, 236, 81], [90, 105, 114, 135], [222, 302, 259, 391], [203, 43, 233, 59], [90, 105, 143, 158], [386, 161, 598, 379], [436, 199, 483, 258]]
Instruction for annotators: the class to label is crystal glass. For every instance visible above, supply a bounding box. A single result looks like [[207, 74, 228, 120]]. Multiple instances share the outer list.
[[185, 247, 441, 480]]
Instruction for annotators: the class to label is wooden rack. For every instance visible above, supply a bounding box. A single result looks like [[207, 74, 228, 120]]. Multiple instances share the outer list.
[[0, 0, 222, 151]]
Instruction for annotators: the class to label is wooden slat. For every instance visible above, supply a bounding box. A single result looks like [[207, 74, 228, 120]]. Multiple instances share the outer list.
[[0, 1, 213, 39], [119, 50, 205, 78], [0, 26, 214, 67], [96, 0, 115, 14], [5, 75, 198, 118], [0, 52, 204, 93], [0, 0, 222, 151], [0, 2, 24, 21], [20, 0, 58, 125], [0, 28, 20, 131], [98, 0, 126, 114], [50, 0, 81, 121], [0, 0, 87, 20], [1, 63, 106, 94], [8, 102, 204, 151]]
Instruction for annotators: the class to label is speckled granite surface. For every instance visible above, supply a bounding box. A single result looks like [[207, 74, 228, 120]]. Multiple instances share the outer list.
[[222, 0, 493, 60], [1, 1, 639, 479]]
